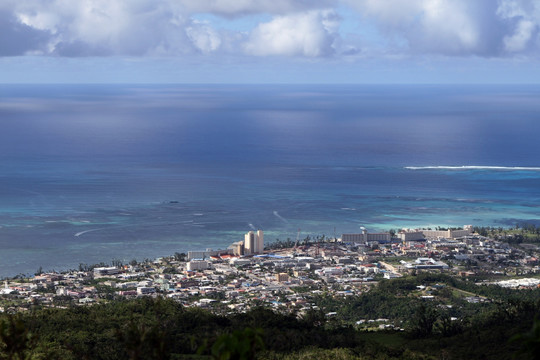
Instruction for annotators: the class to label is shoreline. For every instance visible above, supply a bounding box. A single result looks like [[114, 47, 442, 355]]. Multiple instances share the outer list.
[[3, 223, 540, 281]]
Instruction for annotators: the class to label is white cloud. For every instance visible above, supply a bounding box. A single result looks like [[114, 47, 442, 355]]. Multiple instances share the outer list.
[[498, 0, 540, 53], [8, 1, 189, 56], [244, 10, 340, 57], [1, 0, 339, 58], [7, 0, 332, 57], [0, 10, 50, 56], [503, 19, 535, 52], [348, 0, 506, 56], [1, 0, 540, 59], [186, 20, 222, 54]]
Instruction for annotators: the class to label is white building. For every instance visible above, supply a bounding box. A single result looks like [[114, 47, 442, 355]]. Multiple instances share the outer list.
[[316, 267, 344, 276], [0, 281, 14, 295], [398, 230, 424, 241], [404, 258, 449, 270], [384, 272, 402, 279], [116, 281, 138, 289], [187, 260, 210, 271], [342, 230, 391, 243], [244, 230, 264, 255], [229, 258, 251, 267], [229, 241, 244, 256], [421, 226, 472, 239], [187, 248, 233, 261], [137, 286, 156, 295]]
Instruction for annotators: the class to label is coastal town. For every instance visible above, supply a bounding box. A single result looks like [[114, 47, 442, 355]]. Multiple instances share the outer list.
[[2, 225, 540, 318]]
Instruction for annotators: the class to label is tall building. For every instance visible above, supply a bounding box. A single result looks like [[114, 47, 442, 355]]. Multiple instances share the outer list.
[[244, 231, 255, 255], [244, 230, 264, 255], [257, 230, 264, 253]]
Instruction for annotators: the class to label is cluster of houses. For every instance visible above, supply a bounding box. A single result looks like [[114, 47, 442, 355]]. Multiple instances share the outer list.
[[1, 226, 540, 315]]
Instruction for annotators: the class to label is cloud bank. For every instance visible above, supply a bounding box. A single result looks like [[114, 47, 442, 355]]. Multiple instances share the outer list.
[[350, 0, 540, 56], [0, 0, 539, 59]]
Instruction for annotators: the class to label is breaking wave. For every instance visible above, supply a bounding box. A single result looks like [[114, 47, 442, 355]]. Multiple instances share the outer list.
[[405, 166, 540, 171]]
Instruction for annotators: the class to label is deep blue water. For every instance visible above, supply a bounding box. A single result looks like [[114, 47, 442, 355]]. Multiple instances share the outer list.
[[1, 84, 540, 277]]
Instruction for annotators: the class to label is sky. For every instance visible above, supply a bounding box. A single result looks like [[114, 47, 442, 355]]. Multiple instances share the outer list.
[[1, 0, 540, 84]]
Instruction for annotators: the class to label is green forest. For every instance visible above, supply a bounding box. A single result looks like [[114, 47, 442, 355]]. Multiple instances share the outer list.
[[1, 273, 540, 359]]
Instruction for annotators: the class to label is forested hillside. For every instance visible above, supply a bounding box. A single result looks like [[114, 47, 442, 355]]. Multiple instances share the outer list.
[[1, 274, 539, 359]]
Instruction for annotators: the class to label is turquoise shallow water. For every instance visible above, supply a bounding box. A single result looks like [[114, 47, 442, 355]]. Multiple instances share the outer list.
[[1, 84, 540, 277]]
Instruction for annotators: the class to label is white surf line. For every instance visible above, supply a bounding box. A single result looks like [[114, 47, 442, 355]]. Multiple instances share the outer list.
[[74, 218, 216, 237], [248, 223, 256, 230], [405, 166, 540, 171]]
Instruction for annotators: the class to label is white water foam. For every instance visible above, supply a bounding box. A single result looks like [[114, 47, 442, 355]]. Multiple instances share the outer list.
[[405, 166, 540, 171]]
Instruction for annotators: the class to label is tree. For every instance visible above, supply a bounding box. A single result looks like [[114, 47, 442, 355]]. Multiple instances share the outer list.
[[173, 253, 186, 262], [116, 320, 168, 360], [409, 304, 438, 338], [301, 309, 326, 327], [78, 263, 89, 272], [435, 311, 462, 337], [33, 267, 42, 276], [0, 315, 36, 360], [199, 328, 264, 360], [510, 317, 540, 360], [111, 259, 124, 268]]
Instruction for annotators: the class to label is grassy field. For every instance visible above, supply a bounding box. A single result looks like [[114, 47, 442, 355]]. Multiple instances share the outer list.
[[449, 286, 478, 298]]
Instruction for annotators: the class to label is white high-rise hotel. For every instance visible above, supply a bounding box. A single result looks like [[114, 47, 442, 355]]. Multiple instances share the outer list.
[[244, 230, 264, 255]]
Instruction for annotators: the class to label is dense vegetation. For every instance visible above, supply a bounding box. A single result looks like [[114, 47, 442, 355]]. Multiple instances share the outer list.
[[1, 274, 540, 359], [474, 223, 540, 243]]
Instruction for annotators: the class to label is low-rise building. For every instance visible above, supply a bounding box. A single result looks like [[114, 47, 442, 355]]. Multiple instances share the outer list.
[[404, 258, 449, 270], [421, 226, 472, 240], [187, 260, 210, 272], [137, 286, 156, 295], [93, 267, 120, 278], [342, 230, 391, 244], [398, 230, 424, 241]]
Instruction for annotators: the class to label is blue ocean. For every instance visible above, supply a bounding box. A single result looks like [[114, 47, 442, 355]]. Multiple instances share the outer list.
[[1, 84, 540, 277]]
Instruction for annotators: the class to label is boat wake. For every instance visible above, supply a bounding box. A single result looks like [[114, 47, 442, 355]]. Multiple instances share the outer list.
[[74, 227, 110, 237], [273, 211, 289, 224]]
